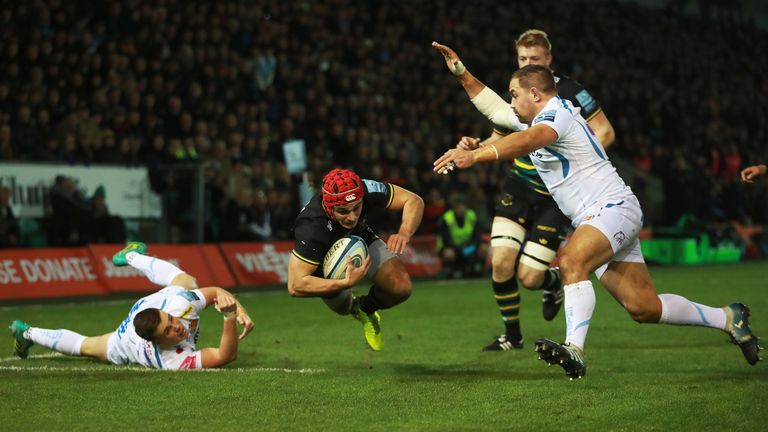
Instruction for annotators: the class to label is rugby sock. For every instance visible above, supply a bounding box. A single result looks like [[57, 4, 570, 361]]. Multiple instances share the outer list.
[[125, 252, 185, 286], [493, 278, 521, 340], [658, 293, 726, 329], [25, 327, 86, 356], [539, 268, 561, 291], [358, 286, 391, 315], [564, 280, 596, 350]]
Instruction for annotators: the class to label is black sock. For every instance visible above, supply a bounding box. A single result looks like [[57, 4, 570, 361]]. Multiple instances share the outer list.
[[539, 268, 561, 292], [359, 285, 390, 315], [492, 278, 521, 340]]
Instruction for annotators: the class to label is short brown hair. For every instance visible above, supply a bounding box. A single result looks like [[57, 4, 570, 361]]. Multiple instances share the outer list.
[[512, 64, 556, 94], [133, 308, 162, 341], [515, 29, 552, 54]]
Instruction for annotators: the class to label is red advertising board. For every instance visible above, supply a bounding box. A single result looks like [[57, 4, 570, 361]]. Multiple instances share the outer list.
[[2, 236, 444, 300], [218, 242, 293, 286], [0, 248, 108, 300], [398, 235, 443, 277], [88, 244, 229, 292], [219, 236, 442, 286]]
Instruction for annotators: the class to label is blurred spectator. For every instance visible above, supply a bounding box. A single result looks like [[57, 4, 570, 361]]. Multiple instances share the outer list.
[[48, 175, 89, 246], [0, 0, 766, 243], [437, 194, 488, 279], [221, 188, 272, 242], [420, 188, 446, 235], [0, 185, 21, 248], [85, 185, 126, 244]]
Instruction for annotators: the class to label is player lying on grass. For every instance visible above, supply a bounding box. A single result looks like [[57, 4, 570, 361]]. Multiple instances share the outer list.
[[9, 242, 254, 369], [434, 65, 762, 379], [287, 168, 424, 352]]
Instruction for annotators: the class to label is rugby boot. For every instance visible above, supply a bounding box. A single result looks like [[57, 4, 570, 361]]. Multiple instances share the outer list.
[[482, 334, 524, 351], [112, 241, 148, 266], [535, 338, 586, 380], [724, 303, 762, 365]]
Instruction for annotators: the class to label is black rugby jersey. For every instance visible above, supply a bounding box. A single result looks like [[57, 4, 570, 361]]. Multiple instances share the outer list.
[[496, 72, 603, 196], [292, 179, 395, 267]]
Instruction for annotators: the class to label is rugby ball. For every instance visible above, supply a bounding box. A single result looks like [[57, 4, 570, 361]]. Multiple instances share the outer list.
[[322, 235, 369, 280]]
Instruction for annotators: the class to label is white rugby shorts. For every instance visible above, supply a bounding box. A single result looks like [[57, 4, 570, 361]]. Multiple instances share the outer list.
[[575, 195, 645, 279]]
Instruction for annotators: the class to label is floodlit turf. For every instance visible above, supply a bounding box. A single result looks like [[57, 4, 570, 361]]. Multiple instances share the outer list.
[[1, 262, 767, 431]]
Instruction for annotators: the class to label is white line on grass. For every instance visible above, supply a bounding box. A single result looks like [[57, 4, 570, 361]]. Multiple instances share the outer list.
[[0, 353, 64, 362], [0, 365, 325, 373], [0, 290, 286, 312], [0, 355, 325, 374]]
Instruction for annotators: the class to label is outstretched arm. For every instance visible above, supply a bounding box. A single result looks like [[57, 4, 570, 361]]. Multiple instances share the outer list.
[[432, 41, 522, 132], [434, 125, 558, 173], [385, 185, 424, 254], [432, 41, 486, 98]]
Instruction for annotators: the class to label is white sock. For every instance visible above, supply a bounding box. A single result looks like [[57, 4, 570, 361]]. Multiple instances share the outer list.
[[126, 252, 185, 286], [25, 328, 86, 356], [658, 294, 726, 329], [564, 280, 596, 350]]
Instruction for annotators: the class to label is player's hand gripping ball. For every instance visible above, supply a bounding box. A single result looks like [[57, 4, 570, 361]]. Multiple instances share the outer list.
[[322, 235, 369, 279]]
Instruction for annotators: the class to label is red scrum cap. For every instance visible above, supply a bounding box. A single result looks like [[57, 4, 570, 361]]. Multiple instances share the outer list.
[[321, 168, 364, 218]]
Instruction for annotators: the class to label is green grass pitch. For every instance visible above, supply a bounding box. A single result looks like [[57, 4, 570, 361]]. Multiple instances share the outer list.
[[1, 262, 766, 431]]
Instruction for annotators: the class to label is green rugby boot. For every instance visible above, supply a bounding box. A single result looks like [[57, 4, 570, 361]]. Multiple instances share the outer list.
[[352, 297, 383, 351], [9, 320, 33, 359], [112, 242, 147, 267]]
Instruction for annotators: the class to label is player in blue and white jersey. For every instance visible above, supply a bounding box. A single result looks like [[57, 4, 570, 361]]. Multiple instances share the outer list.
[[434, 65, 761, 379], [288, 168, 424, 352], [10, 242, 254, 369], [433, 30, 616, 352]]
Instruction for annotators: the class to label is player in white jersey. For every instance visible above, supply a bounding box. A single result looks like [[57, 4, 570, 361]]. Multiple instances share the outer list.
[[10, 242, 254, 369], [434, 64, 762, 379], [432, 31, 616, 353]]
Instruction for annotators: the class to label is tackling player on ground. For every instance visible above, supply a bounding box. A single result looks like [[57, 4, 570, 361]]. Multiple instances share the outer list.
[[432, 29, 615, 351], [287, 168, 424, 352], [434, 65, 762, 379], [10, 242, 254, 369]]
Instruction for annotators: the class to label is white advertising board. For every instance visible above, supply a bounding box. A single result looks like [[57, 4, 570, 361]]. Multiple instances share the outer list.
[[0, 163, 162, 218]]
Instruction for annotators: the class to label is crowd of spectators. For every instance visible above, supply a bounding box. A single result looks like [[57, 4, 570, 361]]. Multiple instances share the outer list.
[[1, 0, 767, 246]]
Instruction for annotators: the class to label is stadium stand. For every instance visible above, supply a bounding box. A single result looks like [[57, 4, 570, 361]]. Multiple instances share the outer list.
[[1, 0, 766, 251]]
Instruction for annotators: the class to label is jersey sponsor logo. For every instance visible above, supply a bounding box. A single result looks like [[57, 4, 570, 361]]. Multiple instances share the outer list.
[[533, 110, 556, 124], [179, 305, 194, 319], [345, 193, 357, 201], [613, 231, 626, 246], [575, 89, 597, 114], [179, 355, 197, 369], [362, 179, 387, 194], [177, 291, 200, 302]]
